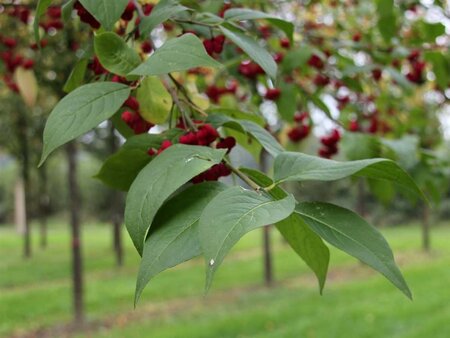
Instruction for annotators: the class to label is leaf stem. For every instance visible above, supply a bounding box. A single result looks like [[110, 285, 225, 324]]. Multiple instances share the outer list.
[[225, 160, 261, 192]]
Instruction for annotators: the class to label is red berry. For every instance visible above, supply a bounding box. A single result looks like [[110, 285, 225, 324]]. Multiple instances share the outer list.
[[308, 54, 324, 69], [372, 68, 382, 81], [123, 96, 140, 111], [203, 39, 215, 56], [22, 59, 34, 69], [288, 125, 310, 142], [3, 37, 17, 49], [143, 4, 154, 15], [352, 32, 361, 42], [157, 140, 172, 154], [348, 120, 360, 132], [179, 132, 198, 145], [213, 35, 225, 54], [313, 74, 330, 87], [216, 137, 236, 153], [121, 1, 136, 21], [265, 88, 281, 101], [280, 37, 291, 49], [47, 6, 62, 19], [141, 41, 152, 53]]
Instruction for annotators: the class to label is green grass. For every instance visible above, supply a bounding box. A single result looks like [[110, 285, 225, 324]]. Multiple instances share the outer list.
[[1, 221, 450, 338]]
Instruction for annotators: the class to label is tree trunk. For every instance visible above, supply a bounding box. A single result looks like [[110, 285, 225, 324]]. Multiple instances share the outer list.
[[422, 203, 431, 252], [16, 109, 31, 258], [109, 123, 124, 267], [262, 226, 273, 287], [66, 142, 84, 325], [260, 150, 274, 287], [38, 165, 49, 249]]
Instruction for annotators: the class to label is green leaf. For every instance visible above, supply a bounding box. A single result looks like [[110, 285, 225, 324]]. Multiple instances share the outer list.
[[125, 144, 226, 254], [139, 0, 188, 36], [207, 114, 284, 157], [40, 82, 131, 166], [380, 135, 419, 170], [78, 0, 129, 30], [273, 152, 424, 200], [219, 26, 277, 80], [424, 51, 449, 90], [296, 202, 412, 299], [63, 58, 88, 93], [281, 45, 312, 73], [94, 32, 141, 76], [62, 0, 76, 22], [386, 67, 413, 92], [199, 186, 295, 291], [34, 0, 52, 44], [224, 8, 294, 43], [96, 149, 151, 191], [136, 181, 226, 304], [376, 0, 397, 43], [277, 83, 298, 121], [136, 76, 172, 124], [96, 129, 184, 191], [341, 133, 381, 161], [240, 168, 329, 293], [130, 34, 221, 76]]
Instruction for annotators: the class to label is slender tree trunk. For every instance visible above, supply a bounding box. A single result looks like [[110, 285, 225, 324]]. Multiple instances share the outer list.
[[262, 226, 273, 287], [422, 203, 431, 252], [260, 150, 274, 287], [109, 123, 124, 266], [66, 142, 84, 325], [38, 165, 49, 249], [16, 109, 31, 258]]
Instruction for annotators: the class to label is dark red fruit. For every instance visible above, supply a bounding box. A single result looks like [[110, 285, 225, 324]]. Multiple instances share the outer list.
[[265, 88, 281, 101]]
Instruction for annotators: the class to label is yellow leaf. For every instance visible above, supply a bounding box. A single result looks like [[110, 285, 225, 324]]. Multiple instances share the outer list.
[[14, 67, 38, 107], [137, 76, 172, 124]]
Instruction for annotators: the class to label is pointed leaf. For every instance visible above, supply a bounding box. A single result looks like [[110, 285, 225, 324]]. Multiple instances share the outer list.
[[63, 58, 89, 93], [224, 8, 294, 42], [96, 131, 183, 191], [94, 32, 141, 76], [136, 182, 227, 304], [199, 186, 295, 291], [130, 34, 221, 76], [296, 202, 412, 299], [79, 0, 129, 30], [14, 67, 38, 107], [220, 26, 277, 80], [136, 76, 172, 124], [139, 0, 188, 36], [34, 0, 52, 44], [273, 152, 424, 200], [240, 168, 329, 293], [207, 114, 284, 157], [125, 144, 226, 254], [40, 82, 131, 165]]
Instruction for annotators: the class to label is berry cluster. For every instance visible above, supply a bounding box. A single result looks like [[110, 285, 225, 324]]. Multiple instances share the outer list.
[[238, 60, 265, 79], [288, 112, 311, 143], [147, 122, 236, 184], [205, 81, 238, 103], [203, 35, 225, 57], [406, 50, 426, 84], [74, 1, 100, 29], [1, 37, 33, 92], [5, 5, 30, 24], [264, 88, 281, 101], [38, 6, 63, 33], [318, 129, 341, 158], [120, 96, 154, 134]]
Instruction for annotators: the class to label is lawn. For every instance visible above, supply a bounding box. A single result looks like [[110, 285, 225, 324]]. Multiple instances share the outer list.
[[1, 221, 449, 338]]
